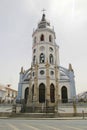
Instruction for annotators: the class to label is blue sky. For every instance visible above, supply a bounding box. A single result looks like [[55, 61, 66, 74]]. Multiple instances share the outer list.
[[0, 0, 87, 94]]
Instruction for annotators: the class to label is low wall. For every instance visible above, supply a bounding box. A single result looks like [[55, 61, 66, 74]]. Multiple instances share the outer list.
[[58, 103, 87, 114], [0, 112, 12, 117], [0, 103, 87, 118]]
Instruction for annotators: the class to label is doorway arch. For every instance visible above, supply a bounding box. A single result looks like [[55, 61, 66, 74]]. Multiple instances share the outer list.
[[24, 87, 29, 104], [61, 86, 68, 103], [50, 84, 55, 103], [39, 83, 45, 103]]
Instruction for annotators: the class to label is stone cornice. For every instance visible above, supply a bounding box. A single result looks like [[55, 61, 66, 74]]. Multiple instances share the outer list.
[[32, 28, 55, 37]]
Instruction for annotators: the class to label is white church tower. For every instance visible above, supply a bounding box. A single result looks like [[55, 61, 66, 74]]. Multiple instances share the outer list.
[[27, 13, 59, 111], [17, 12, 76, 112]]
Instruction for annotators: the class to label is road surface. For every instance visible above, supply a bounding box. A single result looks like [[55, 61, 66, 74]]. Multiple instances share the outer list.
[[0, 119, 87, 130]]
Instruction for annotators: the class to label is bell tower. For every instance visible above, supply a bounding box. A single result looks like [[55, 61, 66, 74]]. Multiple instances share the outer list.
[[27, 13, 59, 112]]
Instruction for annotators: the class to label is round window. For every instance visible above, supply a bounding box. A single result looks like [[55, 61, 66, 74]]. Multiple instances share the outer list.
[[49, 47, 53, 52], [50, 71, 54, 75], [40, 70, 44, 75]]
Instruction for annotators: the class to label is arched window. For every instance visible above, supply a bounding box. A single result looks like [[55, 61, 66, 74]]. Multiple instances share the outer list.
[[33, 49, 36, 53], [50, 84, 55, 103], [61, 86, 68, 103], [49, 35, 52, 42], [40, 53, 45, 63], [24, 87, 29, 104], [40, 34, 44, 41], [49, 54, 54, 64], [39, 83, 45, 103], [32, 85, 34, 101], [32, 72, 34, 76], [33, 55, 36, 64]]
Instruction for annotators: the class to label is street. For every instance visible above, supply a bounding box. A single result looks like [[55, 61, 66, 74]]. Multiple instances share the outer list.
[[0, 119, 87, 130]]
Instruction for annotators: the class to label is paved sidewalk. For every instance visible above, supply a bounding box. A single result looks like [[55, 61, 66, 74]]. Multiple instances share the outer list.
[[0, 116, 87, 120]]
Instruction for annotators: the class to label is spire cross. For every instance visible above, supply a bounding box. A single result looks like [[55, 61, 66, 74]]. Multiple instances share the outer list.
[[42, 9, 46, 14]]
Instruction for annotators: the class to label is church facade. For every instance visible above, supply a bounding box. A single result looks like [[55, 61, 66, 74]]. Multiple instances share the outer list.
[[17, 13, 76, 111]]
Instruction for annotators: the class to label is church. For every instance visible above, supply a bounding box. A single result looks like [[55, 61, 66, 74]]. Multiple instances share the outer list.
[[17, 13, 76, 112]]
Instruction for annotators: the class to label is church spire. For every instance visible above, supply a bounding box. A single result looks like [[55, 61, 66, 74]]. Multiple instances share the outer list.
[[41, 9, 46, 21], [69, 63, 73, 72], [38, 10, 50, 29], [20, 66, 24, 74], [41, 13, 46, 21]]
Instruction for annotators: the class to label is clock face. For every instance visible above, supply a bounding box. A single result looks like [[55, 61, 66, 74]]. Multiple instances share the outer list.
[[40, 46, 45, 51], [40, 70, 44, 75]]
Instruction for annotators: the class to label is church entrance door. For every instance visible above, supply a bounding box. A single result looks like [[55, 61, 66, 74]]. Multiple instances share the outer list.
[[50, 84, 55, 103], [39, 83, 45, 103]]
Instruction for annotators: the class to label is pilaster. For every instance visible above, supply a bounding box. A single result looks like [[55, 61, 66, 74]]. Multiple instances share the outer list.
[[45, 59, 50, 103], [34, 62, 39, 103]]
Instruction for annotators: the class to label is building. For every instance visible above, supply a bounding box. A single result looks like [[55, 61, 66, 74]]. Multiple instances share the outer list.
[[0, 84, 17, 103], [17, 13, 76, 111], [0, 85, 6, 103], [77, 91, 87, 102]]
